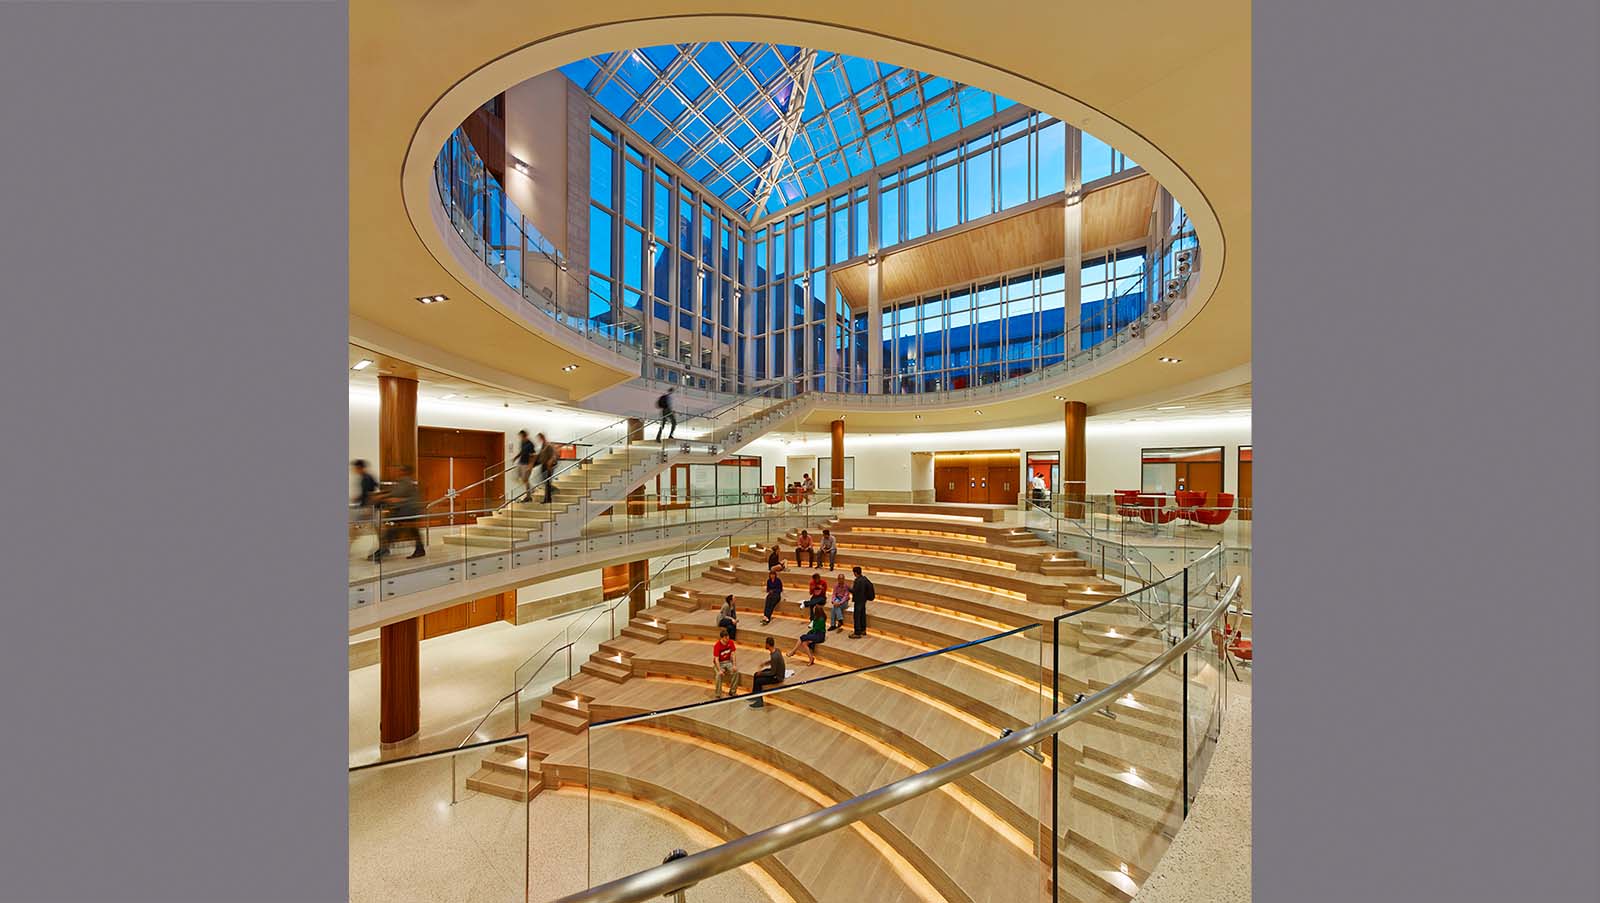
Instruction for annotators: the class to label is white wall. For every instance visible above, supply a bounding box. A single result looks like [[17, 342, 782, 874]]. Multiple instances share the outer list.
[[742, 414, 1252, 496]]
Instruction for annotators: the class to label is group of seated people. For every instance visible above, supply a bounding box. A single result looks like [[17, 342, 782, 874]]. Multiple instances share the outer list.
[[711, 548, 872, 708]]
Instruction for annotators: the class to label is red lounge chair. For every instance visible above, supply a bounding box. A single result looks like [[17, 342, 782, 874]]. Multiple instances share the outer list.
[[1137, 494, 1178, 525], [1174, 490, 1207, 523], [1192, 492, 1235, 528], [1114, 490, 1142, 522], [761, 485, 782, 505]]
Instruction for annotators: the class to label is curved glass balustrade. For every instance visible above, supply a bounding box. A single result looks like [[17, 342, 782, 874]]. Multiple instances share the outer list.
[[433, 127, 1201, 405]]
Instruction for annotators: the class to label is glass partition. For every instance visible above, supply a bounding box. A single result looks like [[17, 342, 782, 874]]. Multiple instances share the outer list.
[[348, 735, 530, 903]]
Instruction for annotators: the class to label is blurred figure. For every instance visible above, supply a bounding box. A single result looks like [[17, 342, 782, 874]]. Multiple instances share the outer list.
[[655, 387, 676, 441], [535, 432, 557, 504], [514, 430, 535, 503], [371, 464, 425, 561], [349, 460, 378, 554]]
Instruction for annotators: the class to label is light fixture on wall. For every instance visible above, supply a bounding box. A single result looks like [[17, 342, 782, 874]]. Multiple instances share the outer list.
[[416, 294, 449, 304], [351, 359, 373, 371]]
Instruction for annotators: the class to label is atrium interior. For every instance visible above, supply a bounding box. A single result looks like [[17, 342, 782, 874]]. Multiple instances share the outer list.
[[348, 10, 1251, 903]]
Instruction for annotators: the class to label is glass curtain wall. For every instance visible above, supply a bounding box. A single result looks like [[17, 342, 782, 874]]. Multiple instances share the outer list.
[[588, 115, 750, 390], [879, 265, 1067, 393]]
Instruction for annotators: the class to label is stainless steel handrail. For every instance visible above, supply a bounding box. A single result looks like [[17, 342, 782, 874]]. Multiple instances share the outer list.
[[550, 574, 1242, 903]]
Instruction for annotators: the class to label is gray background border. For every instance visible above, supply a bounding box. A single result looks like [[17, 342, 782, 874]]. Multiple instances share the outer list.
[[0, 1, 1595, 901]]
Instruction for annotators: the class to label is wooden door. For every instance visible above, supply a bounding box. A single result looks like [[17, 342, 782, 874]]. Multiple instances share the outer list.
[[415, 456, 452, 525], [1182, 462, 1224, 496], [466, 593, 501, 628], [987, 466, 1018, 504], [1237, 460, 1252, 520], [934, 465, 969, 502]]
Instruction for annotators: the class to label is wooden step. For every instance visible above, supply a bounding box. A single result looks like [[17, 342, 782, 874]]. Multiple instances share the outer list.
[[580, 658, 631, 683], [529, 702, 589, 733], [621, 621, 668, 642]]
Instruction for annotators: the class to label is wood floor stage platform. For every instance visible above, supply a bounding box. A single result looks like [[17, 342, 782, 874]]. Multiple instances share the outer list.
[[466, 512, 1222, 903]]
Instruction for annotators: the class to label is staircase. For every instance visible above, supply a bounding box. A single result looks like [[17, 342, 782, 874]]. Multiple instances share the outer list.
[[442, 392, 814, 551]]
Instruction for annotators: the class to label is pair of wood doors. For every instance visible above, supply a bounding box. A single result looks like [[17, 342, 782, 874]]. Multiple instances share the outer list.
[[934, 464, 1017, 503], [417, 427, 503, 525], [420, 591, 515, 640]]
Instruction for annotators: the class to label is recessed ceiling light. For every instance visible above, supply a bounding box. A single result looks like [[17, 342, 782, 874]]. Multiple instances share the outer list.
[[1053, 395, 1066, 401], [973, 410, 982, 415], [416, 294, 449, 304], [1158, 356, 1181, 363], [1156, 405, 1186, 411], [914, 415, 922, 420], [351, 359, 373, 371], [561, 363, 580, 373]]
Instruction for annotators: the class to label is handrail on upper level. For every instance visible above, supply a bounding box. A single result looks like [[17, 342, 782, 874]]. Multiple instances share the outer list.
[[548, 573, 1243, 903]]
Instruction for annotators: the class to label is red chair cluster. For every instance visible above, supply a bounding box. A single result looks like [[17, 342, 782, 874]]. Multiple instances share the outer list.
[[1113, 490, 1237, 528]]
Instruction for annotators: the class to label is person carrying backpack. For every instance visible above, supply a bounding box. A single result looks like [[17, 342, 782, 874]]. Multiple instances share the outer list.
[[655, 387, 676, 441], [848, 565, 875, 638], [535, 432, 558, 503]]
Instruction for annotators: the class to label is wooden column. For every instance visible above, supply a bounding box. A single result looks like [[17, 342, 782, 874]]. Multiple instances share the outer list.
[[1064, 400, 1088, 519], [379, 618, 420, 743], [627, 558, 649, 620], [830, 419, 846, 508], [377, 374, 420, 744], [378, 374, 418, 482]]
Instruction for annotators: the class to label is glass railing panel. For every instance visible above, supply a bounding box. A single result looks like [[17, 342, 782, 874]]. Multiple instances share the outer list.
[[348, 735, 530, 903], [580, 626, 1046, 896]]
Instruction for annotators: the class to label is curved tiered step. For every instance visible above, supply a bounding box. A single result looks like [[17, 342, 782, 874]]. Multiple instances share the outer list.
[[466, 506, 1210, 902]]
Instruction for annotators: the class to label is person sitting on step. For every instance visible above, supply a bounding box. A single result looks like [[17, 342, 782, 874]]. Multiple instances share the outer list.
[[748, 636, 784, 708], [766, 545, 784, 573], [711, 627, 739, 698], [717, 594, 739, 641], [788, 601, 828, 666], [829, 572, 850, 631], [761, 567, 784, 625], [794, 529, 815, 567], [807, 571, 827, 606]]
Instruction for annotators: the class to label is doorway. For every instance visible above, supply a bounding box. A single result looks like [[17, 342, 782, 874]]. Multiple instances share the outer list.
[[932, 451, 1021, 504], [1141, 446, 1224, 495], [417, 426, 504, 525]]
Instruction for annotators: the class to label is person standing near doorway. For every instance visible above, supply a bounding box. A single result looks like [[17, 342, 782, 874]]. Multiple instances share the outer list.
[[535, 432, 557, 503], [655, 387, 677, 441], [515, 430, 535, 503], [847, 565, 874, 638]]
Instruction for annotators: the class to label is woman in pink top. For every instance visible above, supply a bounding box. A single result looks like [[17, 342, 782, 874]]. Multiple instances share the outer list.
[[829, 572, 850, 631]]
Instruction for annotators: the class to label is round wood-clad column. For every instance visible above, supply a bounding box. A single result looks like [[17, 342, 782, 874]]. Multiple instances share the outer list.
[[377, 373, 420, 743], [379, 617, 420, 743], [1064, 400, 1088, 519], [378, 374, 418, 482], [830, 419, 846, 508]]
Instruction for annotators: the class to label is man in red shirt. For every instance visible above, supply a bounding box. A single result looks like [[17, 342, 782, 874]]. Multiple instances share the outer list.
[[712, 627, 739, 698]]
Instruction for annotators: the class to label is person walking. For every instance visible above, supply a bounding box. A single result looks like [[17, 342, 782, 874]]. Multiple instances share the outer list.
[[371, 464, 426, 561], [350, 460, 379, 554], [829, 572, 850, 631], [711, 627, 739, 698], [717, 594, 739, 641], [514, 431, 536, 502], [748, 636, 785, 708], [761, 566, 784, 625], [847, 565, 874, 638], [535, 432, 557, 503], [654, 387, 677, 441], [817, 528, 837, 570]]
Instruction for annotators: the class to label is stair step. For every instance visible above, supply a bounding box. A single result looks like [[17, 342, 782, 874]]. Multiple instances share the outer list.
[[580, 659, 631, 683], [622, 623, 668, 641], [529, 703, 589, 733], [464, 765, 544, 800]]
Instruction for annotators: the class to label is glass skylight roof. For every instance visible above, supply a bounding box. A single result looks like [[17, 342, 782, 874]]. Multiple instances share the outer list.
[[562, 43, 1019, 220]]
